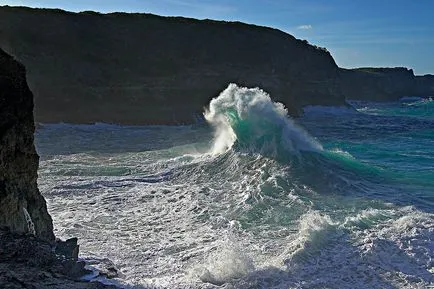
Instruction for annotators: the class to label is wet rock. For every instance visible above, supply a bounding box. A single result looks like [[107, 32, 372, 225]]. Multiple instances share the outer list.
[[63, 260, 93, 279], [0, 230, 116, 288], [86, 258, 120, 279], [56, 237, 80, 260], [0, 47, 54, 241], [0, 46, 117, 288]]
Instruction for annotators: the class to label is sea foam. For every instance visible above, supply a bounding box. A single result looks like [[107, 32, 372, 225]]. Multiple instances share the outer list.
[[204, 83, 323, 155]]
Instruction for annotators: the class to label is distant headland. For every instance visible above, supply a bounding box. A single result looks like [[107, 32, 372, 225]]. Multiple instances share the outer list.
[[0, 5, 433, 125]]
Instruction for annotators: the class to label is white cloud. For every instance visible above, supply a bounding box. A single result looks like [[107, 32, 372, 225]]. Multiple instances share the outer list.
[[297, 24, 312, 30]]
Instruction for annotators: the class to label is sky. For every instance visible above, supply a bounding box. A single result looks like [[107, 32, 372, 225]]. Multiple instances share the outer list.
[[1, 0, 434, 75]]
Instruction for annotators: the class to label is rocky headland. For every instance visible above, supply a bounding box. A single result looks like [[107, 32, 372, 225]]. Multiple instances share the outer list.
[[0, 5, 345, 124], [0, 47, 53, 240], [340, 67, 434, 101], [2, 6, 432, 125], [1, 5, 433, 288], [1, 6, 433, 125], [0, 48, 117, 288]]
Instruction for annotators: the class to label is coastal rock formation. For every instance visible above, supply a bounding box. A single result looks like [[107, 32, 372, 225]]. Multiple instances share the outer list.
[[0, 6, 344, 124], [0, 230, 117, 289], [1, 6, 432, 125], [415, 74, 434, 96], [0, 48, 54, 241], [0, 48, 117, 289], [340, 67, 434, 101]]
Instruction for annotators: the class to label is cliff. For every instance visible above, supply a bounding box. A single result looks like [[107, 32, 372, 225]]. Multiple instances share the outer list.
[[0, 48, 54, 241], [415, 74, 434, 96], [339, 67, 434, 101], [0, 6, 344, 124], [0, 47, 118, 289], [340, 67, 416, 101]]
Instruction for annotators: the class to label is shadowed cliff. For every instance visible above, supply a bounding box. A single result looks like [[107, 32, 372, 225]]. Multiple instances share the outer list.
[[0, 46, 123, 289], [0, 48, 54, 241], [340, 67, 434, 101], [0, 6, 344, 124], [1, 6, 432, 125]]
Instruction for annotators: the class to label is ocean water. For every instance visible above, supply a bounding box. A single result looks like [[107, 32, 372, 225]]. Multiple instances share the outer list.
[[36, 85, 434, 289]]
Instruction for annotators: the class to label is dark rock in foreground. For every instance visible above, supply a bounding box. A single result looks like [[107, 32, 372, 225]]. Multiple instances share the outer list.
[[0, 6, 344, 124], [0, 48, 54, 241], [0, 47, 117, 289], [0, 230, 117, 289]]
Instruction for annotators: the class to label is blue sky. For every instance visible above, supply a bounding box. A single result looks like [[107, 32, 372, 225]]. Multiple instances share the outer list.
[[2, 0, 434, 75]]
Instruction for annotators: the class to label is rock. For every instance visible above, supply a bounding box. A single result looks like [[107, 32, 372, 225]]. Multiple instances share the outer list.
[[0, 230, 116, 288], [0, 230, 57, 267], [0, 47, 54, 241], [63, 260, 93, 279], [0, 6, 345, 125], [54, 238, 96, 278], [86, 258, 120, 279], [0, 46, 115, 289], [1, 6, 430, 117], [415, 74, 434, 97], [339, 67, 434, 101], [55, 237, 80, 260]]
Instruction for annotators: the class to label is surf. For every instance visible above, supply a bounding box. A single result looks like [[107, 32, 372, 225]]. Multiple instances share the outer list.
[[34, 85, 434, 288], [204, 83, 323, 156], [202, 84, 386, 188]]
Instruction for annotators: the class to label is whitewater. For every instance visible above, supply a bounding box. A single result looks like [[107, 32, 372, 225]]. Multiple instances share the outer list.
[[36, 84, 434, 288]]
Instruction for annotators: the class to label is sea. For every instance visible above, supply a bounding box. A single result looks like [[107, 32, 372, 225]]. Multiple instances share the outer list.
[[36, 84, 433, 289]]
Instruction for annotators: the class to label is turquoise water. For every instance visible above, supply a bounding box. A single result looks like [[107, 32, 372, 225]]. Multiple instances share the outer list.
[[303, 99, 434, 211], [36, 86, 434, 288]]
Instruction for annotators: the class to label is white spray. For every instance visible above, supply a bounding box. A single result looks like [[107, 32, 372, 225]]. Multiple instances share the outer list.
[[204, 83, 323, 155], [22, 207, 36, 235]]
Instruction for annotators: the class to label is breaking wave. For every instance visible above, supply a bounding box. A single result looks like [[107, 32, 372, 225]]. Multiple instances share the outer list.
[[35, 85, 434, 288], [204, 83, 323, 155]]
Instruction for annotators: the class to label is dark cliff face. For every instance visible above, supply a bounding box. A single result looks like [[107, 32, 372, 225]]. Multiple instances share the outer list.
[[0, 6, 344, 124], [339, 67, 434, 101], [415, 74, 434, 96], [0, 48, 54, 241]]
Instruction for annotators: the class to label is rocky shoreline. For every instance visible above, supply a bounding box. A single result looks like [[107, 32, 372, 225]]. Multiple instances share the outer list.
[[0, 48, 120, 288], [0, 230, 118, 289], [0, 5, 433, 288]]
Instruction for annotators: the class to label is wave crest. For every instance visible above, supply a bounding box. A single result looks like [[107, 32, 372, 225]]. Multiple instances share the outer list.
[[204, 84, 323, 155]]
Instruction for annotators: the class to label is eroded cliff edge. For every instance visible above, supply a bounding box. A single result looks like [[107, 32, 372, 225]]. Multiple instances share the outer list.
[[0, 48, 54, 241], [0, 6, 344, 124], [0, 47, 118, 289], [340, 67, 434, 101]]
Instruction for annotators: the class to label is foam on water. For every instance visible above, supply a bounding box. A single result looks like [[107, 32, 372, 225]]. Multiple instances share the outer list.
[[36, 88, 434, 288], [400, 96, 425, 102], [197, 237, 255, 286], [204, 84, 323, 155], [283, 211, 337, 264], [350, 98, 434, 120], [303, 105, 358, 115]]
